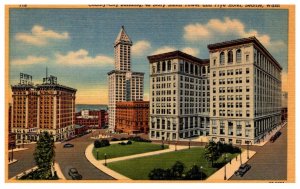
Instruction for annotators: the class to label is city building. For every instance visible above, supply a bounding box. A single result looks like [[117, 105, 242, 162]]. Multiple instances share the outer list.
[[148, 50, 210, 141], [281, 91, 288, 122], [115, 101, 149, 134], [74, 125, 88, 136], [207, 36, 282, 144], [75, 109, 106, 129], [108, 26, 144, 131], [11, 72, 77, 143]]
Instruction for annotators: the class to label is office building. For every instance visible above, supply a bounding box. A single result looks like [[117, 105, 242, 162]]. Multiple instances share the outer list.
[[207, 36, 282, 144], [148, 51, 210, 141], [108, 26, 144, 131]]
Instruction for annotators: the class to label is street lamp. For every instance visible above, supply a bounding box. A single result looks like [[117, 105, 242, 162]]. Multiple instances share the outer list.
[[200, 166, 203, 180], [161, 139, 164, 149], [104, 153, 107, 166], [239, 147, 242, 165], [175, 141, 177, 151], [247, 141, 252, 159], [224, 154, 227, 180], [188, 139, 191, 149]]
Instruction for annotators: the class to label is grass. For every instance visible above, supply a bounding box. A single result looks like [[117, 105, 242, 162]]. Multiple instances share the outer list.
[[93, 142, 168, 160], [107, 147, 239, 180]]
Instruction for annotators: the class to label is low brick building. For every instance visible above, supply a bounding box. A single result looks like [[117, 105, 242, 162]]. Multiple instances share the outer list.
[[75, 109, 106, 129], [115, 101, 149, 134]]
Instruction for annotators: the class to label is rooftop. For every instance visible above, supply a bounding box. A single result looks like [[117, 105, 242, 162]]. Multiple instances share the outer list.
[[147, 50, 209, 65], [207, 36, 282, 70]]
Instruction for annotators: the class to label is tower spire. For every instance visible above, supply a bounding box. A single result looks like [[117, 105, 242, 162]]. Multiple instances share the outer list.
[[114, 26, 132, 46]]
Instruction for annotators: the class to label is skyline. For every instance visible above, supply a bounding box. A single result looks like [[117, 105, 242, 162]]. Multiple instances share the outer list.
[[9, 8, 288, 104]]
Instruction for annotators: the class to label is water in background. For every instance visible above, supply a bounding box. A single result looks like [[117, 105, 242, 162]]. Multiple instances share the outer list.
[[75, 104, 108, 112]]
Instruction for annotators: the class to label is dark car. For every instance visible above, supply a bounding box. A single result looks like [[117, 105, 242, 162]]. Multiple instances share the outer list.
[[68, 168, 82, 180], [63, 143, 74, 148], [234, 164, 251, 177], [270, 131, 282, 143]]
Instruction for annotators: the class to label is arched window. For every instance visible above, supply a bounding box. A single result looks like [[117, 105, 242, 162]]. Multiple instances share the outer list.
[[236, 49, 241, 63], [202, 66, 206, 74], [220, 52, 225, 64], [228, 50, 233, 63], [195, 65, 198, 75], [157, 62, 160, 72], [185, 62, 189, 73], [190, 63, 194, 74], [162, 61, 166, 72], [167, 60, 171, 71]]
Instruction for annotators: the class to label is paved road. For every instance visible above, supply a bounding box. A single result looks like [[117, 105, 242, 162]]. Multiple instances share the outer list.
[[8, 131, 113, 180], [55, 132, 113, 180], [230, 125, 287, 180], [8, 144, 36, 179]]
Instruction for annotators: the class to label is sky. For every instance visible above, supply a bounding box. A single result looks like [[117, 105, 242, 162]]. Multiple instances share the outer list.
[[8, 8, 288, 104]]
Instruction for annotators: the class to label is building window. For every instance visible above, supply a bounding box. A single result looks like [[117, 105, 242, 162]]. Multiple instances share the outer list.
[[236, 49, 242, 63], [246, 54, 249, 62], [220, 52, 225, 65], [228, 50, 233, 63], [246, 68, 250, 74], [167, 61, 171, 71], [185, 62, 189, 73], [157, 62, 161, 72], [213, 59, 216, 66], [162, 61, 166, 72]]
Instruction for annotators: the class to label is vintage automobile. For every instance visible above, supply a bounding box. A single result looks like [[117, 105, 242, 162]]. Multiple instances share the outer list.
[[63, 143, 74, 148], [68, 168, 82, 180], [234, 163, 251, 177]]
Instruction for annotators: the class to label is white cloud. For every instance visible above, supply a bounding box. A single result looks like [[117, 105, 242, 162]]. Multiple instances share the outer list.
[[11, 55, 48, 65], [55, 49, 114, 66], [183, 17, 285, 50], [15, 25, 69, 46], [151, 46, 176, 55], [181, 47, 199, 56], [132, 40, 151, 56]]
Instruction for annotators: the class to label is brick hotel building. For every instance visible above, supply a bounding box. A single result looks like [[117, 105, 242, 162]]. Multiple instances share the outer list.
[[148, 51, 210, 141], [115, 101, 149, 134], [11, 74, 76, 143], [208, 37, 282, 144]]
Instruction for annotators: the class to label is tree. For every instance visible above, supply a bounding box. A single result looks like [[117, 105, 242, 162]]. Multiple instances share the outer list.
[[171, 161, 185, 179], [33, 131, 55, 179], [185, 165, 207, 180], [204, 141, 219, 167], [148, 168, 166, 180]]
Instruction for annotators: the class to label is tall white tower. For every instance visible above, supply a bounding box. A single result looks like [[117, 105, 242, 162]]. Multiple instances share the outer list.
[[108, 26, 144, 132]]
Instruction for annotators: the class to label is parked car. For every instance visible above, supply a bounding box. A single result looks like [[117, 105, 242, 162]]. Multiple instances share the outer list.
[[63, 143, 74, 148], [234, 163, 251, 177], [68, 168, 82, 180], [270, 131, 282, 143]]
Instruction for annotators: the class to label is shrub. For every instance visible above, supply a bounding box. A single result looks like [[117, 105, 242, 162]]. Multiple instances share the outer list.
[[118, 142, 126, 145], [120, 137, 128, 141], [128, 136, 151, 143], [94, 139, 110, 148], [127, 140, 132, 145], [111, 138, 119, 141]]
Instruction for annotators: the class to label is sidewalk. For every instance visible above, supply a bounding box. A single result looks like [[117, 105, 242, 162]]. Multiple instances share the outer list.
[[255, 122, 287, 146], [8, 147, 28, 152], [207, 149, 256, 181], [85, 143, 189, 180]]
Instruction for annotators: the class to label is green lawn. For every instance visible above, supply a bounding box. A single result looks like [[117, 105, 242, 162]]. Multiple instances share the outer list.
[[107, 147, 238, 180], [93, 142, 168, 160]]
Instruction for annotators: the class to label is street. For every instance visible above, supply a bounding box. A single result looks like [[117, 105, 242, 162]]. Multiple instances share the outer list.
[[230, 124, 287, 180], [8, 131, 113, 180]]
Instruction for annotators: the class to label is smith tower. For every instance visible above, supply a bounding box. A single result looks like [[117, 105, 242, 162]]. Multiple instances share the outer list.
[[108, 26, 144, 132]]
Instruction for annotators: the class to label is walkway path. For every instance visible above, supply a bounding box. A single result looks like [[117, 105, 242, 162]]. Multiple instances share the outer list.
[[206, 150, 256, 181], [85, 143, 189, 180]]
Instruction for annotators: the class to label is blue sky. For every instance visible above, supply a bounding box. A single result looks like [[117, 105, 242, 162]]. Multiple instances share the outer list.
[[9, 8, 288, 104]]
